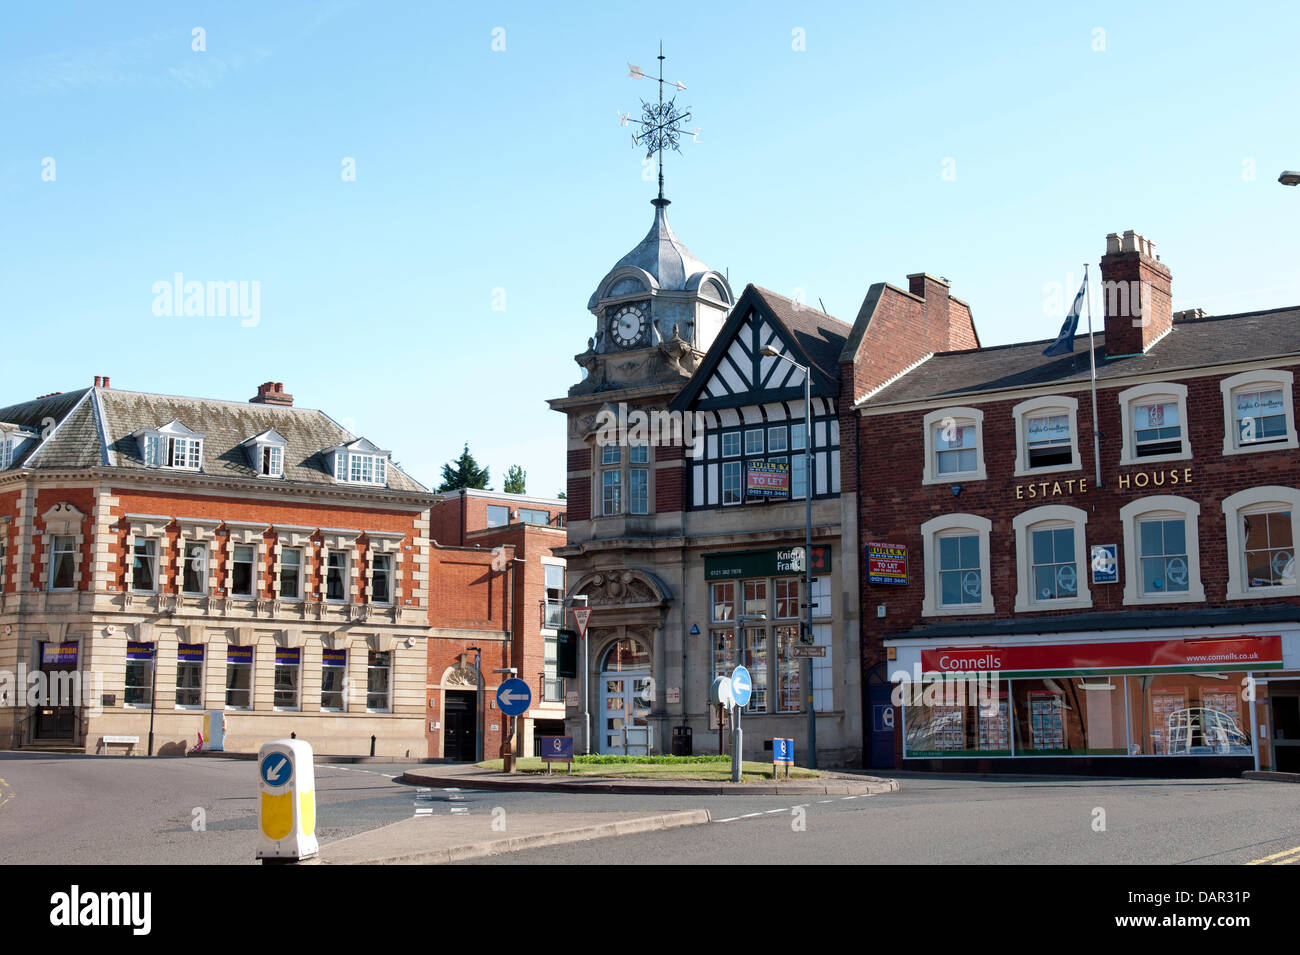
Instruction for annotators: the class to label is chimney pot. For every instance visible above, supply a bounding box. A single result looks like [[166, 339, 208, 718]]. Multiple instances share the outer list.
[[94, 376, 101, 387]]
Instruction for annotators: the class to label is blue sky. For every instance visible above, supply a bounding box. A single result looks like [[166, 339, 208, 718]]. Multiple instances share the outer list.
[[4, 1, 1298, 497]]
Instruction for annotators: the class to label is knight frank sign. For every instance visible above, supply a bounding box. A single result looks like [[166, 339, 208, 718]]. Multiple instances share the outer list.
[[705, 545, 830, 580]]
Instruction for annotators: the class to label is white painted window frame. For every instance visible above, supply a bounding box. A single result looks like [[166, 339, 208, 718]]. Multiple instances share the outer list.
[[1118, 382, 1191, 466], [1012, 395, 1081, 477], [921, 513, 994, 616], [1119, 495, 1205, 605], [1219, 369, 1298, 456], [1221, 485, 1300, 600], [1012, 504, 1092, 612], [922, 407, 987, 485]]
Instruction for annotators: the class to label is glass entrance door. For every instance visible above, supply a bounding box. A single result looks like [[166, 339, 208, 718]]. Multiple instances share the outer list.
[[600, 673, 653, 754]]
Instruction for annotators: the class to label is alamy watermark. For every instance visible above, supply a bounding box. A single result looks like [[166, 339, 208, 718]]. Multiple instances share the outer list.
[[151, 273, 260, 327], [0, 666, 104, 716], [594, 402, 707, 450]]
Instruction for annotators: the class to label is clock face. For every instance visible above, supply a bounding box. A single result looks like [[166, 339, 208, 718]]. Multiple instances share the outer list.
[[609, 304, 647, 348]]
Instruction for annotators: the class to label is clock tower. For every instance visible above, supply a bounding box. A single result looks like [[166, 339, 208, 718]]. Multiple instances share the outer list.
[[571, 196, 734, 395]]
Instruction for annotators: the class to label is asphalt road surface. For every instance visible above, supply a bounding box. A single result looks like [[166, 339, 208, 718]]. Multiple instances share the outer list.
[[2, 754, 1298, 865]]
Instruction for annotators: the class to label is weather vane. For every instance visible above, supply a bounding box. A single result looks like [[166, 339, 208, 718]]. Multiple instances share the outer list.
[[619, 43, 693, 202]]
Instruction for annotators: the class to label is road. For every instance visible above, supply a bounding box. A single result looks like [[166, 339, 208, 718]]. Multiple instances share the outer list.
[[1, 754, 1298, 865]]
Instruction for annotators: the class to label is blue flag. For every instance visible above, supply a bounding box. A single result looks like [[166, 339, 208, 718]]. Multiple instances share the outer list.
[[1043, 276, 1087, 356]]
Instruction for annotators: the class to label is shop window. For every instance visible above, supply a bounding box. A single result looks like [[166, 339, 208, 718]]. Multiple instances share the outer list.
[[225, 646, 253, 709], [367, 651, 391, 711], [1119, 496, 1205, 605], [321, 649, 347, 711], [921, 514, 994, 616], [776, 625, 802, 713], [132, 538, 159, 593], [810, 622, 833, 712], [176, 645, 204, 708], [710, 582, 735, 622], [809, 575, 830, 617], [1128, 674, 1252, 756], [1012, 396, 1080, 476], [280, 547, 302, 600], [922, 407, 986, 484], [902, 676, 1010, 757], [1222, 486, 1300, 599], [182, 542, 207, 595], [1118, 382, 1191, 465], [274, 648, 301, 709], [774, 577, 799, 618], [712, 626, 768, 712], [743, 579, 767, 617], [125, 642, 155, 706], [1012, 505, 1091, 611], [1220, 369, 1298, 455], [232, 545, 255, 597], [49, 535, 76, 591]]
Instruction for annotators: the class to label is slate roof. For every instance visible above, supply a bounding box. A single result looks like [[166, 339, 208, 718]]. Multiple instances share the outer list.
[[0, 387, 428, 493], [589, 199, 717, 309], [864, 306, 1300, 407]]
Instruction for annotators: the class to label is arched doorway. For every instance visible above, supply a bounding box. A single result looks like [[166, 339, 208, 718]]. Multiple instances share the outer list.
[[599, 637, 652, 755]]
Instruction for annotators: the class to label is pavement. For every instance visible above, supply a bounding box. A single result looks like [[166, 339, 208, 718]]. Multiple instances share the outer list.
[[316, 808, 711, 864], [398, 761, 901, 796]]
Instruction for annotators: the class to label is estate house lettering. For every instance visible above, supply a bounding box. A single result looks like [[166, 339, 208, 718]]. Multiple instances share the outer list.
[[1014, 467, 1194, 499]]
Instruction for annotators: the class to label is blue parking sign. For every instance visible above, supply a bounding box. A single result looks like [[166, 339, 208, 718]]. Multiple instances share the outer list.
[[773, 738, 794, 764]]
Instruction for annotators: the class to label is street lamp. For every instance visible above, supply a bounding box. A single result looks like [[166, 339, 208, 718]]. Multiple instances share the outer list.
[[466, 646, 482, 763], [731, 611, 766, 782], [761, 345, 817, 770], [1279, 171, 1300, 186]]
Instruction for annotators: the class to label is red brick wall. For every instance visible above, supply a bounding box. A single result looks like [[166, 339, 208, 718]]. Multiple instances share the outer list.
[[567, 447, 592, 521], [858, 368, 1300, 676], [109, 488, 421, 601], [0, 489, 19, 593], [31, 486, 96, 590], [427, 542, 510, 630]]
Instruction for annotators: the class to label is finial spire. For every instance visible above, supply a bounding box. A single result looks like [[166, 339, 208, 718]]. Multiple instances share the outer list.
[[621, 44, 693, 204]]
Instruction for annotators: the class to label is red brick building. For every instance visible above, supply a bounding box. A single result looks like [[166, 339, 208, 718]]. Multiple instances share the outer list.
[[425, 490, 567, 760], [851, 231, 1300, 775], [0, 380, 434, 756]]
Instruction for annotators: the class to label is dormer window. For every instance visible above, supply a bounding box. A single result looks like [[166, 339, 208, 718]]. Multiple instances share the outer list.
[[244, 429, 288, 478], [325, 438, 390, 487], [0, 427, 39, 469], [137, 420, 204, 470]]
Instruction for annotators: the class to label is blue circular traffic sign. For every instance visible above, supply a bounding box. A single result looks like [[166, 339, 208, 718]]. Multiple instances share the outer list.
[[731, 665, 753, 708], [260, 751, 292, 788], [497, 678, 532, 716]]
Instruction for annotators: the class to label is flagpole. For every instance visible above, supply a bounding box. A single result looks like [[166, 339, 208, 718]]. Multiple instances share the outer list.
[[1084, 263, 1103, 488]]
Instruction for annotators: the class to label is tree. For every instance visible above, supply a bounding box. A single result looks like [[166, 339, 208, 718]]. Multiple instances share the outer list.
[[438, 443, 490, 491], [557, 490, 566, 499], [503, 464, 526, 495]]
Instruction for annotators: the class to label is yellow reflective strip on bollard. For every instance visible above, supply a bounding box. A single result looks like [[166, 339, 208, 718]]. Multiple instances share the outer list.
[[261, 791, 293, 840], [299, 790, 315, 837]]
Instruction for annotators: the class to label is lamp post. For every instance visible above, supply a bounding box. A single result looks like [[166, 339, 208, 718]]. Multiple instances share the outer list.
[[467, 645, 482, 763], [731, 611, 766, 782], [761, 346, 817, 769]]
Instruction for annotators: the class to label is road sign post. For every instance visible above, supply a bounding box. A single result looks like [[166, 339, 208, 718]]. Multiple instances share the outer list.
[[496, 678, 533, 773], [730, 665, 752, 783], [256, 738, 318, 863], [573, 605, 592, 755]]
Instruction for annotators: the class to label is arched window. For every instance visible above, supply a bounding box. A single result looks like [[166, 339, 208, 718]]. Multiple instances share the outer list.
[[921, 513, 994, 616], [1012, 505, 1091, 611], [1119, 495, 1205, 605], [1222, 486, 1300, 599], [600, 638, 650, 672]]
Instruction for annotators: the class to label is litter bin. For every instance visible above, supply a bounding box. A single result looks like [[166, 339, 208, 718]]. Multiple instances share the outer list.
[[672, 725, 693, 756]]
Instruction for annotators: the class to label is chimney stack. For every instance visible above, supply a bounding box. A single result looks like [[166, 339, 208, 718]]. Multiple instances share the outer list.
[[1100, 230, 1172, 358], [250, 381, 294, 407], [906, 273, 954, 352], [94, 376, 101, 387]]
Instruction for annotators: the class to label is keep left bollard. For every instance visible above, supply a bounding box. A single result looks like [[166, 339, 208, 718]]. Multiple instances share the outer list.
[[256, 738, 318, 864]]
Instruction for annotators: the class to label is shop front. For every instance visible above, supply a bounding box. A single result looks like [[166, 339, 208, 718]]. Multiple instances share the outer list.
[[887, 626, 1298, 776]]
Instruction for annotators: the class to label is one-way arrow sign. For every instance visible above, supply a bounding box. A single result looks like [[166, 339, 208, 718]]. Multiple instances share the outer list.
[[496, 678, 532, 716]]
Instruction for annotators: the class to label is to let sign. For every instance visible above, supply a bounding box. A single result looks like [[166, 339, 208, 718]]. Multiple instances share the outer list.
[[866, 542, 908, 585]]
